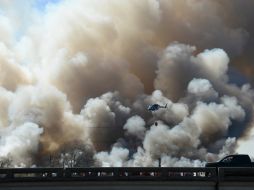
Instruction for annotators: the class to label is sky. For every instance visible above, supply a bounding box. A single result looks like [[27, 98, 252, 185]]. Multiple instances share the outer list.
[[1, 0, 254, 167], [34, 0, 61, 11]]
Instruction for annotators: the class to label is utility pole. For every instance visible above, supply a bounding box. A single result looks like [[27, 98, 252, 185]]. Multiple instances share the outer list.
[[158, 157, 161, 167]]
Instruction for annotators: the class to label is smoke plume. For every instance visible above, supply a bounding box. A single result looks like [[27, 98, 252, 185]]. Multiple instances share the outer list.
[[0, 0, 254, 167]]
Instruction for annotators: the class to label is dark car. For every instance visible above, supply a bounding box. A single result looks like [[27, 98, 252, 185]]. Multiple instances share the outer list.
[[206, 154, 253, 168]]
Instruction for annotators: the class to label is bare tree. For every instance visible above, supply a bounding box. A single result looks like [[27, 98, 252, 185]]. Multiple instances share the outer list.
[[0, 157, 12, 168], [45, 143, 95, 168]]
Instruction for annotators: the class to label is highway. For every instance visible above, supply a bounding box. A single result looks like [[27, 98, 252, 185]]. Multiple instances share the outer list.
[[1, 167, 254, 190]]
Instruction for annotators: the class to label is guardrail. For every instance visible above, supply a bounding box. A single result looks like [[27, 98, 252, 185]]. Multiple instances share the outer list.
[[65, 167, 216, 181], [1, 167, 254, 183], [218, 167, 254, 182], [0, 168, 64, 182], [0, 167, 216, 182]]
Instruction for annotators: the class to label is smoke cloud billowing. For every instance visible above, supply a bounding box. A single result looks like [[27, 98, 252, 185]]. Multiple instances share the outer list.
[[0, 0, 254, 167]]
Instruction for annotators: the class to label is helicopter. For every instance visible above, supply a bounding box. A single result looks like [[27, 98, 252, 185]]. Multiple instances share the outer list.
[[147, 103, 167, 112]]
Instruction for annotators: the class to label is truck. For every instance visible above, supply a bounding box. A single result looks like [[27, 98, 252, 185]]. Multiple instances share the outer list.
[[205, 154, 254, 168]]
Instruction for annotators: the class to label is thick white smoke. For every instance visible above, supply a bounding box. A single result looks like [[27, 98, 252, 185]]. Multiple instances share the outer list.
[[123, 116, 146, 140], [187, 78, 218, 100], [93, 45, 250, 167], [0, 0, 254, 167], [95, 147, 129, 167], [0, 122, 43, 166]]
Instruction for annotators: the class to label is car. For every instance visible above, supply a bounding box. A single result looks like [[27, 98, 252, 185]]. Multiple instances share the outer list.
[[205, 154, 254, 168]]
